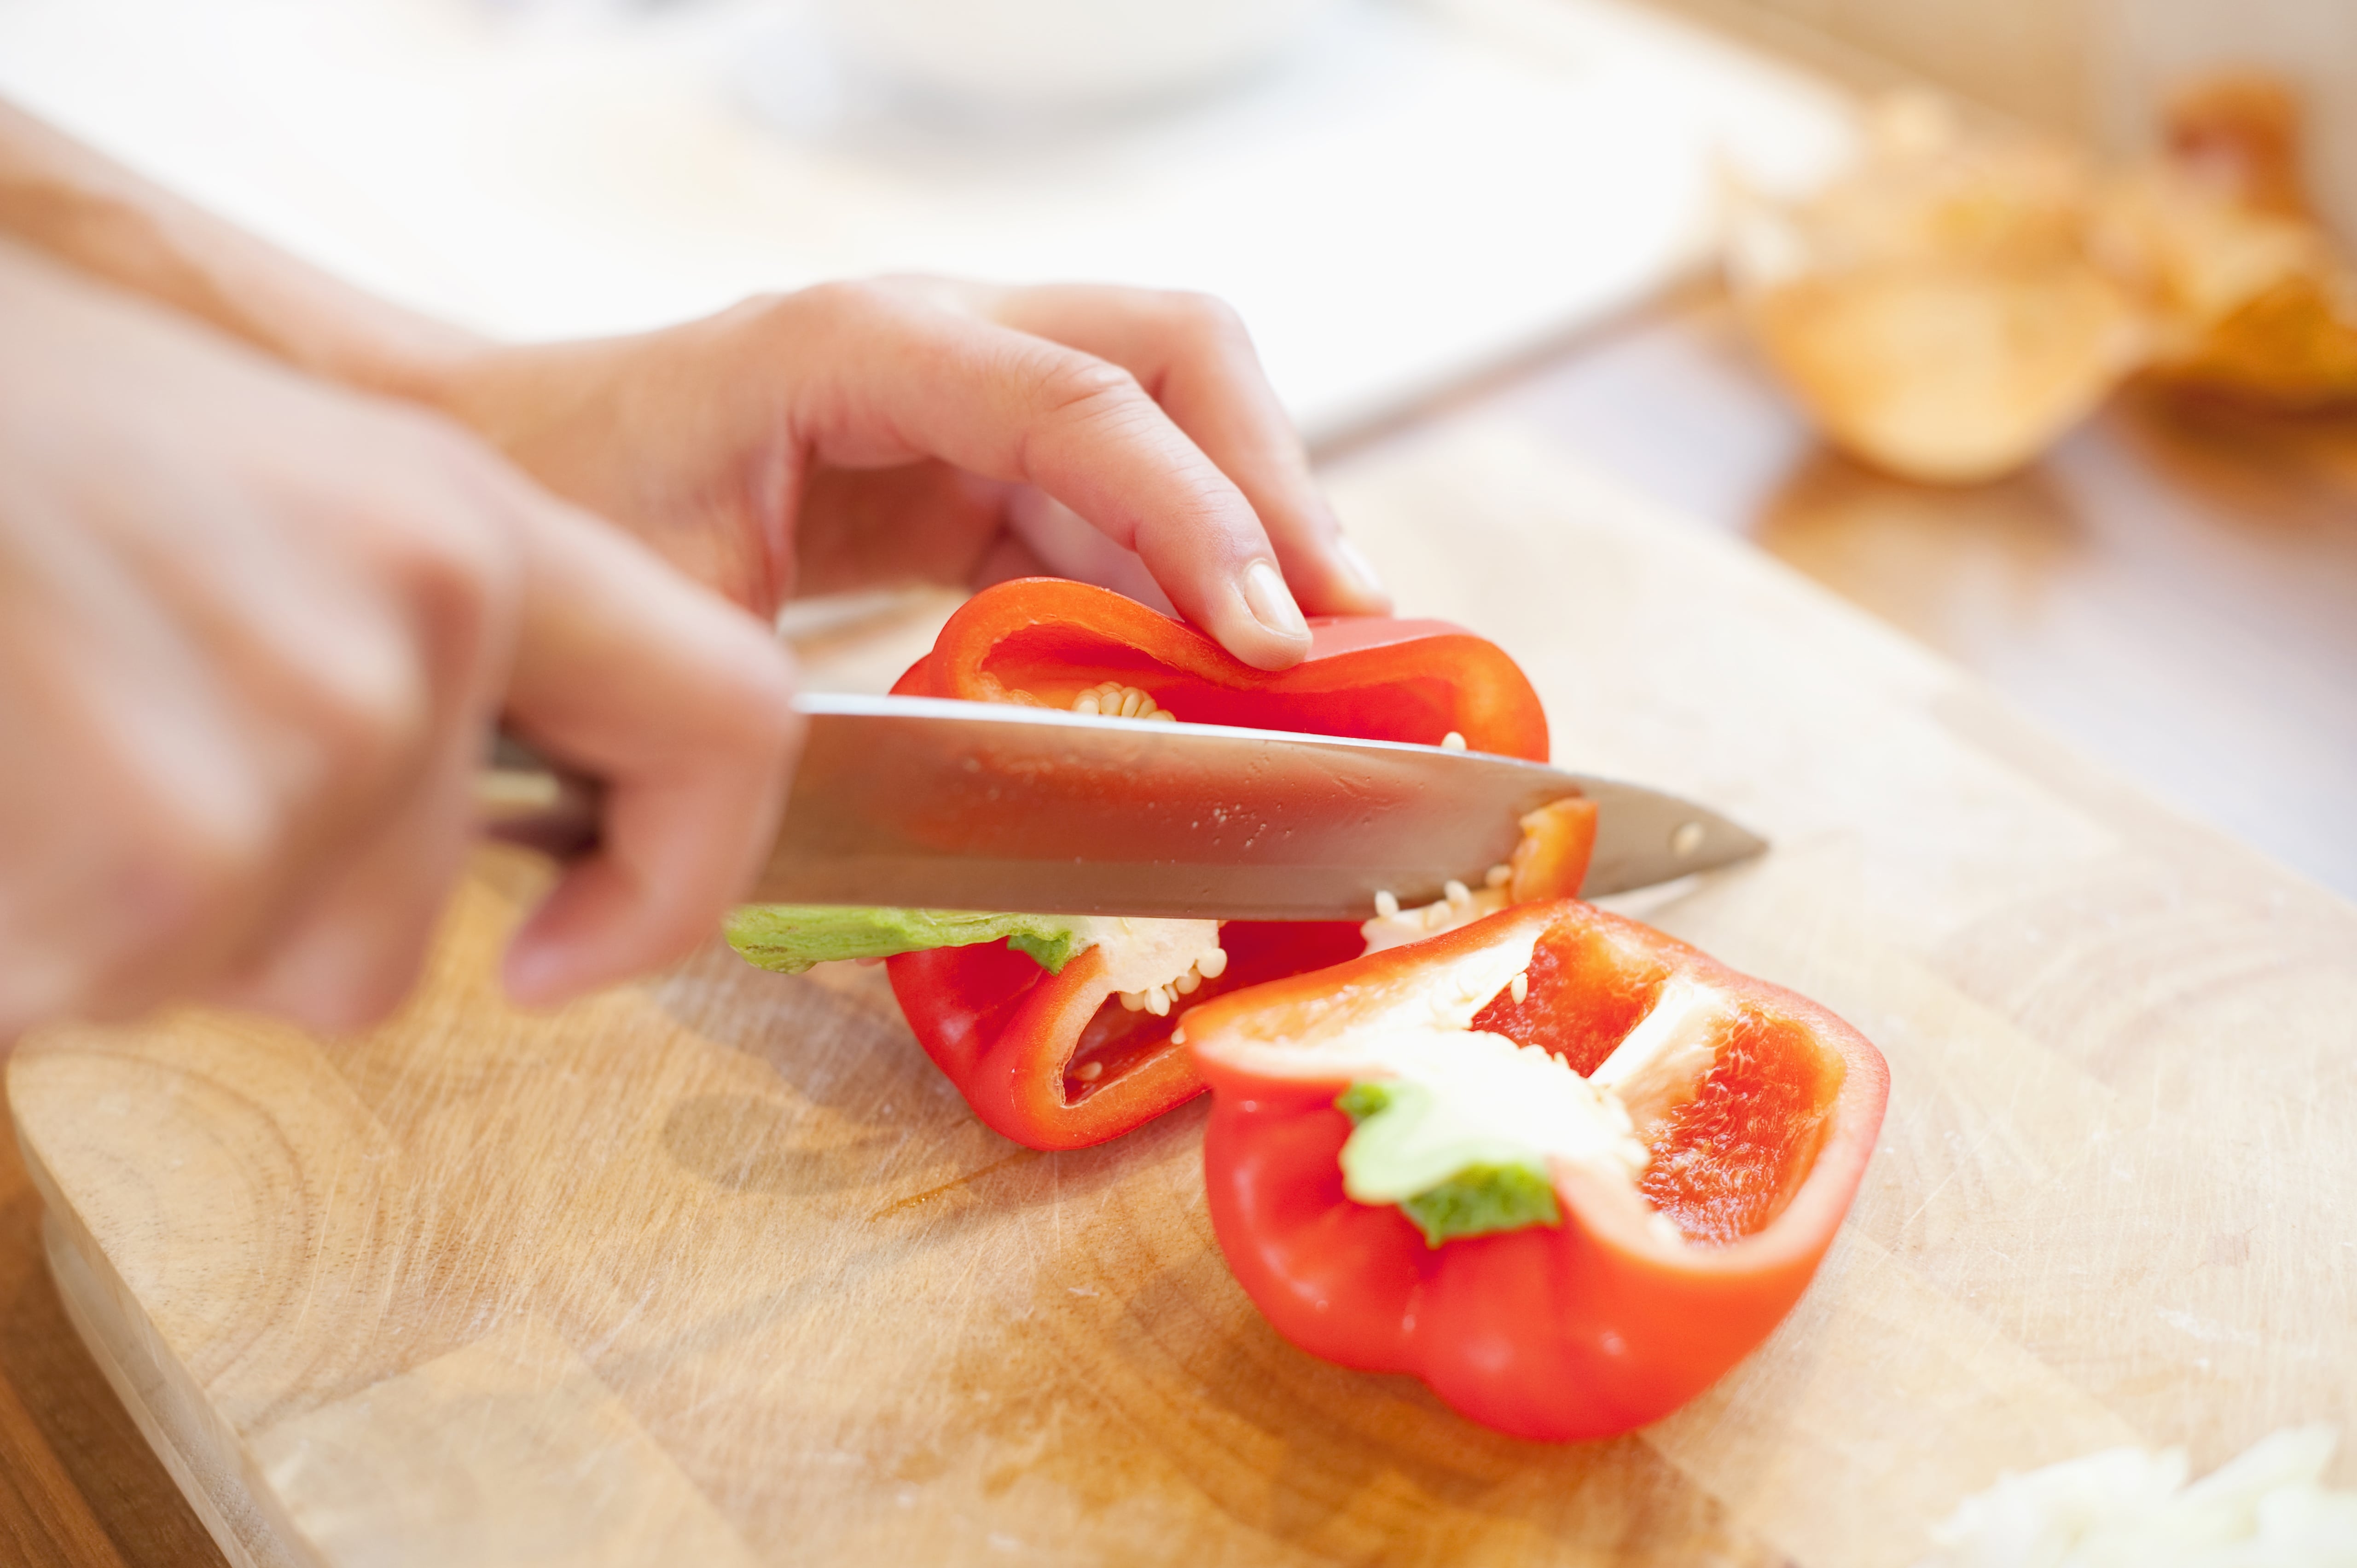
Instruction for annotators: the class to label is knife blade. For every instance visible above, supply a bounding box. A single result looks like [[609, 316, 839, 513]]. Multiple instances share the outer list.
[[480, 692, 1765, 920]]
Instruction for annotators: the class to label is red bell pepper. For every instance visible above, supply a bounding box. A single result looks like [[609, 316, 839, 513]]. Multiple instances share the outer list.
[[881, 577, 1562, 1151], [888, 577, 1550, 758], [1185, 898, 1889, 1441]]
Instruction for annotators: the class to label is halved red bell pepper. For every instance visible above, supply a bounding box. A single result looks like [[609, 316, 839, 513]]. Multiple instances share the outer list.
[[1185, 898, 1888, 1441], [881, 577, 1559, 1151]]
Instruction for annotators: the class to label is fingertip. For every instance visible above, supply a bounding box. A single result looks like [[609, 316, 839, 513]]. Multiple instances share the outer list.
[[498, 863, 639, 1009], [500, 925, 576, 1009], [498, 815, 747, 1011], [1225, 558, 1313, 670]]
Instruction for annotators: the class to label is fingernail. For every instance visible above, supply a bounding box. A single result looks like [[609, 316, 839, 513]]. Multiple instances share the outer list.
[[1334, 537, 1390, 606], [1239, 560, 1309, 641]]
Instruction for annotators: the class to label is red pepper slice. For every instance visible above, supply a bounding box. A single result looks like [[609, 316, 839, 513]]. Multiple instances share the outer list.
[[883, 578, 1556, 1151], [890, 577, 1550, 760], [1185, 899, 1889, 1441]]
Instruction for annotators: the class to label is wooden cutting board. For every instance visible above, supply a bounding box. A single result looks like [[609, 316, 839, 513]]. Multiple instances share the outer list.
[[14, 423, 2356, 1568]]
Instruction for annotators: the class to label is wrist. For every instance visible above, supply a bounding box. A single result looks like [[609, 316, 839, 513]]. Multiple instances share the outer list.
[[0, 100, 489, 411]]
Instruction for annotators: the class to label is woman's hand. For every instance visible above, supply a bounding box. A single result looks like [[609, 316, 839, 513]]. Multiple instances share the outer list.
[[430, 278, 1390, 670], [0, 248, 801, 1040]]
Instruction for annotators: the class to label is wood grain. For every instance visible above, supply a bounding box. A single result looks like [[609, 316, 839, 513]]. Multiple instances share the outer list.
[[0, 1365, 130, 1568], [12, 422, 2357, 1567]]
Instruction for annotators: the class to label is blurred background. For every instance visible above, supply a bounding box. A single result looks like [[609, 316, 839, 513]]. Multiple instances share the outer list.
[[2, 0, 2349, 893]]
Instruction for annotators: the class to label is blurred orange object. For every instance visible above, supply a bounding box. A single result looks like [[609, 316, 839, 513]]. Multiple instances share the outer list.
[[2094, 73, 2357, 412], [2163, 73, 2308, 221], [1727, 95, 2144, 485], [1730, 79, 2357, 486]]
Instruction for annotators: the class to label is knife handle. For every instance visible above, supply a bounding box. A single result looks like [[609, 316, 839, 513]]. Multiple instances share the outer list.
[[475, 731, 604, 860]]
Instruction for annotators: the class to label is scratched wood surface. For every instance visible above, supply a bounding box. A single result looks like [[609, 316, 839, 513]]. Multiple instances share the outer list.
[[12, 422, 2356, 1568]]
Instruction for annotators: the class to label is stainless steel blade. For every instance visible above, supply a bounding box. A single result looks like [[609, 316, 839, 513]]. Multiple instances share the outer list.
[[740, 693, 1765, 917]]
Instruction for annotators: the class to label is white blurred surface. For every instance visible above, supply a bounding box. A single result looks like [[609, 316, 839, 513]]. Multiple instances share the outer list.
[[0, 0, 1853, 440], [814, 0, 1350, 113]]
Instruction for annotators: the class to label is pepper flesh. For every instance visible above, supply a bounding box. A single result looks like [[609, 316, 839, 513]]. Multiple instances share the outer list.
[[880, 577, 1562, 1151], [1185, 899, 1889, 1441]]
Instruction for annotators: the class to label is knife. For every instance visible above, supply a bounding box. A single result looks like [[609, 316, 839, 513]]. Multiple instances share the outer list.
[[478, 692, 1765, 920]]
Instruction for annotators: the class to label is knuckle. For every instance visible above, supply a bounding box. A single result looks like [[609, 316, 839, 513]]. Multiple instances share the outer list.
[[302, 628, 434, 792], [411, 436, 523, 596], [778, 279, 851, 329], [756, 278, 932, 365], [1162, 289, 1247, 340], [790, 277, 906, 330], [718, 286, 793, 326], [366, 424, 523, 689], [403, 519, 509, 661], [1028, 350, 1142, 420]]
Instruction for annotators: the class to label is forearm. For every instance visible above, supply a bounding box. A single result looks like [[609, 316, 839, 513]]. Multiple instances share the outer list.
[[0, 98, 479, 401]]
